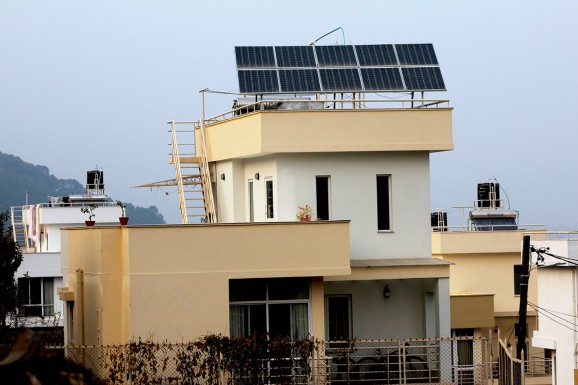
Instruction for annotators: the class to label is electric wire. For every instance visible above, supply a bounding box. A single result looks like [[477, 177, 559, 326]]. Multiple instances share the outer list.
[[528, 301, 578, 320], [528, 303, 577, 332]]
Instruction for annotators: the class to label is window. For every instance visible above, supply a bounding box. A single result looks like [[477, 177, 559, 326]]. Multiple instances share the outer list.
[[327, 296, 351, 340], [514, 265, 522, 295], [376, 175, 391, 230], [229, 278, 310, 339], [316, 176, 330, 221], [249, 180, 254, 222], [266, 179, 274, 219], [18, 277, 54, 317]]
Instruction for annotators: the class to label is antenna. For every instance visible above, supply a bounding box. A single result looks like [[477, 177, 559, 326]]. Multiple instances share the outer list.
[[309, 27, 346, 46]]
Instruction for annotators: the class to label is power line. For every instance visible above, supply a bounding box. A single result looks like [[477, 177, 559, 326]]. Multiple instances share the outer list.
[[531, 246, 578, 266], [528, 301, 578, 320], [528, 303, 577, 333]]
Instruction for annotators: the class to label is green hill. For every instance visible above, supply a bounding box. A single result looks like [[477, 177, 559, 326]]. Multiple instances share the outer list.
[[0, 151, 165, 225]]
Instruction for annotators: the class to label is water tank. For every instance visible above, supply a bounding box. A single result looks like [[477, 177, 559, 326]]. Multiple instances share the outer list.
[[87, 170, 104, 190], [431, 211, 448, 231], [477, 182, 500, 208]]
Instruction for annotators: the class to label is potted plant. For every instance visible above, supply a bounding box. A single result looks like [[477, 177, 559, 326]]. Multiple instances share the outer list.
[[80, 204, 98, 226], [296, 205, 313, 221], [117, 200, 129, 225]]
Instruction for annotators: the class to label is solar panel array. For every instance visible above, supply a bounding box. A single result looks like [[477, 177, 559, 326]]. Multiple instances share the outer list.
[[235, 44, 445, 94]]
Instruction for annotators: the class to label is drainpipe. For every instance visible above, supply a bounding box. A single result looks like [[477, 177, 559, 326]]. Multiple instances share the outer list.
[[574, 269, 577, 372], [76, 269, 85, 353]]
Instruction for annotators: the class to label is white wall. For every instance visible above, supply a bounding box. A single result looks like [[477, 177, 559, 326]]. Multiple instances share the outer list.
[[216, 152, 432, 260], [325, 279, 435, 339], [279, 152, 432, 260], [532, 266, 577, 385]]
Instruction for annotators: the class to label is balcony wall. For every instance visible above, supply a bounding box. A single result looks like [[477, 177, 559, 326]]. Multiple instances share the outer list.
[[61, 221, 350, 345], [451, 293, 495, 329], [199, 108, 453, 161]]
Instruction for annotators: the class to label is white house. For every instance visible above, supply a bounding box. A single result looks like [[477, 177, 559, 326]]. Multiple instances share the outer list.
[[10, 170, 124, 330], [531, 233, 578, 385]]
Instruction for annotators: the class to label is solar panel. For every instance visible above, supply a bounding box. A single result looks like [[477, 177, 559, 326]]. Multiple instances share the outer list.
[[356, 45, 398, 66], [234, 44, 446, 94], [361, 68, 404, 91], [319, 69, 362, 92], [401, 67, 445, 91], [238, 70, 279, 93], [275, 46, 316, 67], [279, 69, 321, 93], [235, 46, 276, 68], [315, 45, 357, 66], [395, 44, 438, 65]]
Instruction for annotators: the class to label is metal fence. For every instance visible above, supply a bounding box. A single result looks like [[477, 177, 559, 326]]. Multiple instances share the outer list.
[[52, 336, 502, 385], [497, 338, 525, 385], [325, 337, 491, 385]]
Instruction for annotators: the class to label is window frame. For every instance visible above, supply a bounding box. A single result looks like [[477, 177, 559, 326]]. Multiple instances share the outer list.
[[17, 277, 54, 317], [514, 264, 522, 296], [265, 178, 274, 219], [316, 176, 331, 221], [229, 278, 311, 339], [326, 295, 352, 341], [376, 174, 392, 231]]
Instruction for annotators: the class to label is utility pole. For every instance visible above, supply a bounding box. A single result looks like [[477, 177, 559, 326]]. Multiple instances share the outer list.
[[517, 235, 531, 360]]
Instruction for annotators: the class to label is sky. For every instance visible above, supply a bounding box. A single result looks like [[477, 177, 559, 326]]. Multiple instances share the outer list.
[[1, 1, 577, 230]]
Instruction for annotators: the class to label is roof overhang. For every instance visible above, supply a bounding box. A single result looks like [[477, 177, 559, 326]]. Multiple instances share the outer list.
[[325, 258, 452, 281]]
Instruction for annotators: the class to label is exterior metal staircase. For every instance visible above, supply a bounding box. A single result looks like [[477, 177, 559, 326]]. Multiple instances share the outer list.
[[169, 120, 216, 224], [10, 206, 30, 251], [135, 121, 217, 224]]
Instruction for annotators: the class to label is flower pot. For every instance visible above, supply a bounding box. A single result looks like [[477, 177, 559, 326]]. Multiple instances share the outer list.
[[119, 217, 129, 226], [85, 220, 95, 227]]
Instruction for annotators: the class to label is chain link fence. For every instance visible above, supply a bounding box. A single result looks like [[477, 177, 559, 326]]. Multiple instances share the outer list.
[[45, 336, 505, 385]]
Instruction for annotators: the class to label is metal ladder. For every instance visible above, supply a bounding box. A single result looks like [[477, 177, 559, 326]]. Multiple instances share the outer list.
[[169, 121, 216, 224], [10, 206, 30, 251]]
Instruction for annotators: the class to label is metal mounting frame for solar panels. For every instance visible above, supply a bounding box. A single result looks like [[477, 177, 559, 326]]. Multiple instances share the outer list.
[[235, 44, 446, 95]]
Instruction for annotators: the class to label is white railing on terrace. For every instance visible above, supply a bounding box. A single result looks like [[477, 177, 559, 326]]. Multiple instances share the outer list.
[[432, 224, 547, 233], [195, 98, 450, 127], [524, 231, 578, 241], [15, 201, 120, 209]]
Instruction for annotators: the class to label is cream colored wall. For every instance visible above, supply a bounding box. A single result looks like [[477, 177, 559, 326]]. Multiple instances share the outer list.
[[62, 222, 350, 344], [450, 294, 495, 329], [439, 252, 537, 313], [432, 231, 538, 313], [202, 109, 453, 162]]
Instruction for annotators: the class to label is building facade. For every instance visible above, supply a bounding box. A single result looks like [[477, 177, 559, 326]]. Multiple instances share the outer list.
[[60, 44, 454, 346]]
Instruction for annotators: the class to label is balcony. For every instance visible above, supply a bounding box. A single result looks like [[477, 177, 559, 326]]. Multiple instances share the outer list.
[[64, 220, 351, 279], [193, 99, 453, 162]]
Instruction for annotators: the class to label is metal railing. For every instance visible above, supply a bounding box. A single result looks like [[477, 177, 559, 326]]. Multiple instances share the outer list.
[[55, 336, 498, 385], [198, 98, 450, 127], [524, 231, 578, 241], [431, 224, 547, 233]]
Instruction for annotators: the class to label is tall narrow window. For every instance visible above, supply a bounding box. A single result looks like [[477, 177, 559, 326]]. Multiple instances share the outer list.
[[514, 265, 522, 295], [316, 176, 330, 221], [266, 179, 274, 219], [249, 180, 254, 222], [376, 175, 391, 230]]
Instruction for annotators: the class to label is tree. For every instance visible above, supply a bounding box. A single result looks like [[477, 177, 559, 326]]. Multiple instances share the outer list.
[[0, 210, 22, 337]]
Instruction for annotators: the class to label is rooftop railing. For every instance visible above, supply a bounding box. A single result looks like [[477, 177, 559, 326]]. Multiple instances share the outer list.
[[432, 224, 547, 233], [195, 98, 451, 127], [524, 231, 578, 241]]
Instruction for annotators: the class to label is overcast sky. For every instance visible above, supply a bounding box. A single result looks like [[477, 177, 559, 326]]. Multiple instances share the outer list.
[[1, 1, 577, 230]]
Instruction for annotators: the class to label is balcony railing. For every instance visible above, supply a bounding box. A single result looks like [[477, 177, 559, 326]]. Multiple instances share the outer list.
[[432, 224, 547, 233], [194, 98, 451, 127]]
